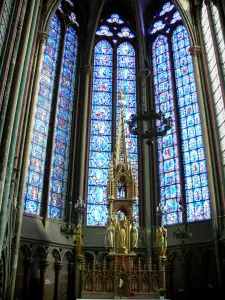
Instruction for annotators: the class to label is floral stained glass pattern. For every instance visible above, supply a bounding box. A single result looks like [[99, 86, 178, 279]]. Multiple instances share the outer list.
[[96, 26, 113, 36], [48, 27, 78, 219], [117, 42, 138, 222], [153, 35, 182, 225], [159, 2, 174, 16], [87, 41, 113, 225], [201, 3, 225, 169], [170, 11, 182, 24], [24, 15, 61, 214], [107, 14, 124, 24], [172, 26, 211, 222], [150, 21, 165, 34], [117, 27, 135, 38]]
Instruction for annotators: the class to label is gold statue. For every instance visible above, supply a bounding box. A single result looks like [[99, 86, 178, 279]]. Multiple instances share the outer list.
[[105, 218, 115, 249], [131, 222, 138, 248], [156, 226, 167, 257], [117, 213, 127, 249], [75, 224, 83, 257]]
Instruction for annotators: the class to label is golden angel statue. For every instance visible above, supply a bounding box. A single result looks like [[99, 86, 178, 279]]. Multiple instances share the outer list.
[[105, 218, 115, 249], [117, 213, 127, 249], [131, 222, 138, 248], [156, 226, 167, 257]]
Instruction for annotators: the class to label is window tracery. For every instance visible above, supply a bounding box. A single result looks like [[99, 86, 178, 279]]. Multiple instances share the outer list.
[[24, 6, 79, 219], [87, 14, 138, 226], [149, 1, 211, 225]]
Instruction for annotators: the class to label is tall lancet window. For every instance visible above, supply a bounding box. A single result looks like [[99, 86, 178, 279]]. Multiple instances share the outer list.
[[201, 1, 225, 174], [87, 14, 138, 226], [24, 2, 79, 220], [149, 1, 211, 225]]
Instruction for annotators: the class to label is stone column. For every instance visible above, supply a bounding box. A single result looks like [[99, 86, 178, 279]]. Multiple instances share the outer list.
[[75, 262, 82, 299], [68, 262, 75, 299], [23, 258, 33, 298], [159, 257, 166, 291], [78, 64, 92, 201], [165, 262, 173, 299], [190, 45, 223, 292], [40, 260, 49, 300], [54, 262, 63, 300], [8, 31, 48, 300]]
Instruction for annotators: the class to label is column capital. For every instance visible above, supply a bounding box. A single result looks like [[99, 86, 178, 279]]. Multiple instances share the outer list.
[[40, 260, 49, 271], [81, 65, 93, 75], [37, 31, 49, 42], [54, 261, 63, 271], [189, 46, 201, 56], [139, 68, 151, 79]]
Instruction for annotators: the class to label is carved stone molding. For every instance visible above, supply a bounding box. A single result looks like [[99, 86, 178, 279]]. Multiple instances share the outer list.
[[54, 261, 63, 271], [40, 260, 49, 271], [81, 65, 93, 75], [189, 46, 201, 56], [37, 31, 49, 42], [139, 68, 151, 79]]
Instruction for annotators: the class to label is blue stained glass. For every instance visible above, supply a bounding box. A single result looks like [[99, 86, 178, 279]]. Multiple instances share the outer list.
[[96, 25, 113, 36], [24, 15, 61, 215], [107, 14, 124, 24], [149, 21, 166, 34], [87, 41, 113, 225], [87, 204, 108, 226], [172, 25, 210, 221], [153, 35, 182, 225], [48, 26, 78, 219], [159, 2, 174, 16], [117, 27, 135, 38]]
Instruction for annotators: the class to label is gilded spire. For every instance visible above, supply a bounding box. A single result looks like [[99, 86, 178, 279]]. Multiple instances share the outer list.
[[114, 90, 129, 167]]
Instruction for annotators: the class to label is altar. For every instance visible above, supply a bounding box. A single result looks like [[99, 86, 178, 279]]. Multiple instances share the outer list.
[[80, 107, 164, 300]]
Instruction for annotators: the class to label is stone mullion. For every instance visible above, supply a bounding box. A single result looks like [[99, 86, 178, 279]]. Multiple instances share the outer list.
[[54, 261, 63, 300], [40, 260, 49, 300], [23, 257, 33, 298]]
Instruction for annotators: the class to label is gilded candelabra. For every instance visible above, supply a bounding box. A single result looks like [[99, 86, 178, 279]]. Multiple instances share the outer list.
[[60, 197, 85, 260]]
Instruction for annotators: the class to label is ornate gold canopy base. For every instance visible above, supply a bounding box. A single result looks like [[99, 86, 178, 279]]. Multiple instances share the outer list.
[[81, 255, 163, 299]]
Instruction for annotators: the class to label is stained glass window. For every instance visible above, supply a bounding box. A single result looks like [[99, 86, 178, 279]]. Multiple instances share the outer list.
[[24, 8, 79, 219], [24, 15, 61, 215], [116, 42, 139, 222], [172, 26, 210, 221], [150, 1, 211, 225], [159, 2, 174, 16], [117, 28, 135, 38], [153, 35, 181, 225], [96, 26, 113, 36], [48, 27, 78, 219], [87, 40, 113, 226], [87, 14, 138, 226], [107, 14, 124, 24], [201, 2, 225, 170]]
